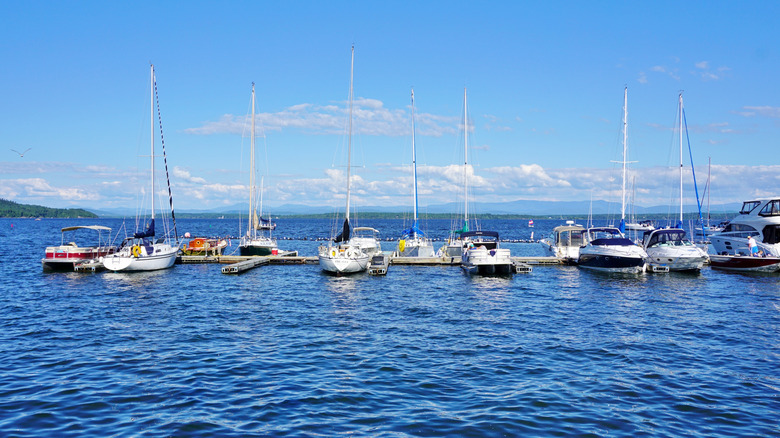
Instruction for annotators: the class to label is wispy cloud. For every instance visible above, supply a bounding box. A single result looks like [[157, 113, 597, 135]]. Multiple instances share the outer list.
[[738, 106, 780, 118], [184, 98, 459, 138]]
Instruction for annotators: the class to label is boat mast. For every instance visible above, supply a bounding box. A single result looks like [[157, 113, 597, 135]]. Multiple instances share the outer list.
[[345, 46, 354, 224], [463, 87, 469, 230], [248, 83, 256, 238], [411, 88, 419, 229], [150, 64, 155, 222], [678, 92, 684, 225], [621, 86, 628, 225]]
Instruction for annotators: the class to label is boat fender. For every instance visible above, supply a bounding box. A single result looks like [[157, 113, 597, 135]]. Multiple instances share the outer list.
[[331, 249, 337, 257], [132, 245, 141, 258], [399, 239, 406, 253]]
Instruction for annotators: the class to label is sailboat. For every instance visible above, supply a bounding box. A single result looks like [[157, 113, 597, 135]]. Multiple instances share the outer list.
[[442, 88, 473, 258], [239, 83, 279, 256], [397, 89, 435, 258], [694, 157, 725, 237], [642, 93, 708, 271], [102, 64, 179, 272], [578, 87, 647, 273], [318, 46, 371, 274]]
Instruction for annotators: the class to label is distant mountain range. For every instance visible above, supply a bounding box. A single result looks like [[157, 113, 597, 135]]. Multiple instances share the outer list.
[[89, 199, 742, 218]]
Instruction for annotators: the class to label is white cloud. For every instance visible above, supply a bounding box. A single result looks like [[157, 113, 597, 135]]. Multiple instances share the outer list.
[[184, 98, 458, 138]]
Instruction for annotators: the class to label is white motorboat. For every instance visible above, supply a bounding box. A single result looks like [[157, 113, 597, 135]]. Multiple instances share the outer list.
[[642, 229, 708, 271], [351, 227, 382, 256], [397, 89, 435, 258], [709, 198, 780, 257], [460, 231, 513, 275], [102, 64, 179, 272], [578, 227, 647, 273], [239, 85, 278, 256], [319, 46, 370, 275], [539, 221, 585, 263]]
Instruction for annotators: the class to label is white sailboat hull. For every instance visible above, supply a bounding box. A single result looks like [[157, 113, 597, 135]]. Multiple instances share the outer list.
[[319, 245, 369, 274], [398, 237, 435, 257], [102, 243, 178, 272]]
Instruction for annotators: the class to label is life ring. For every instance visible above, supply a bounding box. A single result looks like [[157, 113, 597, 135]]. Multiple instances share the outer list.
[[132, 245, 142, 258]]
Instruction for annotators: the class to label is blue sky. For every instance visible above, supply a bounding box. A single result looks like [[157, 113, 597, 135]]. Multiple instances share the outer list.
[[2, 1, 779, 213]]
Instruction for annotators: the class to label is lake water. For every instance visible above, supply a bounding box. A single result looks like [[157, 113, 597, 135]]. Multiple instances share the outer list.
[[1, 217, 778, 436]]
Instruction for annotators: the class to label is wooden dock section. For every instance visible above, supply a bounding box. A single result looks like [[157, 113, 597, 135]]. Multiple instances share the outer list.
[[221, 257, 270, 274]]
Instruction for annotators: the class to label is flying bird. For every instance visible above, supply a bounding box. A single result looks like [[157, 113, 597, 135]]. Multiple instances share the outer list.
[[11, 148, 31, 157]]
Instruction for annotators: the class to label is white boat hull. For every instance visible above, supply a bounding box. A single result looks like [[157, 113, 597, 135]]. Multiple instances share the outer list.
[[645, 246, 708, 271], [398, 237, 435, 257], [461, 247, 513, 275], [102, 243, 178, 272], [319, 245, 369, 274]]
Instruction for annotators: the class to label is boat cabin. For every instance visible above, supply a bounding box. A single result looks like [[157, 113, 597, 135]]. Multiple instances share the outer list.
[[584, 227, 634, 246], [642, 229, 691, 248]]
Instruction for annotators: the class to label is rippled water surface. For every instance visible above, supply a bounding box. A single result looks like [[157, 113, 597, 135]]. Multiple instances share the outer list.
[[1, 218, 778, 436]]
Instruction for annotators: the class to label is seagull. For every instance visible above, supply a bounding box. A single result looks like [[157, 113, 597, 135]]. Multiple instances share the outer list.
[[11, 148, 31, 157]]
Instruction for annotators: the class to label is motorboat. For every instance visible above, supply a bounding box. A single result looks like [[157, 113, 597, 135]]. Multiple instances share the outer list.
[[350, 227, 382, 256], [709, 254, 780, 272], [709, 198, 780, 257], [578, 227, 647, 273], [460, 231, 513, 275], [181, 237, 228, 256], [625, 219, 655, 232], [42, 225, 116, 271], [642, 228, 708, 271], [539, 221, 585, 263]]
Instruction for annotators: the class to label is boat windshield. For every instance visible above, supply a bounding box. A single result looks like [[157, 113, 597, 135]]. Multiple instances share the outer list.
[[740, 201, 761, 214], [643, 230, 689, 248], [758, 200, 780, 217], [587, 228, 621, 240]]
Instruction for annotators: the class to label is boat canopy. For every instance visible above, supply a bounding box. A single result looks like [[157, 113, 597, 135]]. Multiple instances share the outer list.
[[461, 230, 499, 239], [61, 225, 112, 233]]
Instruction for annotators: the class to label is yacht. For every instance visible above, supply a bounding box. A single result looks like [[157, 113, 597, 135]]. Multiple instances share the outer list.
[[709, 198, 780, 256], [539, 221, 585, 264], [642, 228, 708, 271]]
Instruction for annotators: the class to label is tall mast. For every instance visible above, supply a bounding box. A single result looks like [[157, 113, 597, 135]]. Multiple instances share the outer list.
[[463, 87, 469, 227], [345, 46, 354, 222], [621, 86, 628, 223], [150, 64, 155, 221], [248, 83, 256, 237], [411, 88, 419, 225], [678, 92, 684, 224]]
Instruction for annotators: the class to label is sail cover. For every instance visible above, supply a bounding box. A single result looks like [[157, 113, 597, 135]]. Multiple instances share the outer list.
[[334, 218, 351, 243], [401, 220, 426, 238], [134, 218, 155, 239]]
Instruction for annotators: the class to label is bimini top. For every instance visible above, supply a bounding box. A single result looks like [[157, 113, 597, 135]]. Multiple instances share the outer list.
[[461, 230, 499, 239], [61, 225, 112, 233]]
